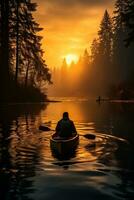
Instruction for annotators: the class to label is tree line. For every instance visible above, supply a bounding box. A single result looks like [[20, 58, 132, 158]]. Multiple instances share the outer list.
[[0, 0, 51, 102], [50, 0, 134, 99]]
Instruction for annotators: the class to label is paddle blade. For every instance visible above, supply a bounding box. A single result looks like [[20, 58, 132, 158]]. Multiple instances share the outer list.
[[83, 134, 96, 140], [39, 125, 51, 131]]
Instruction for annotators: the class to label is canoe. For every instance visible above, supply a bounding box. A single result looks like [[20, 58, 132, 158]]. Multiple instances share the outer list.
[[50, 133, 79, 156]]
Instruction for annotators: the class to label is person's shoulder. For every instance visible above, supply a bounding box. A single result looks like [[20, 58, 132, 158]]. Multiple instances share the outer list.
[[58, 119, 63, 123]]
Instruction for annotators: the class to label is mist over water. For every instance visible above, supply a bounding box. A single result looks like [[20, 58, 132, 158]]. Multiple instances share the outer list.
[[0, 98, 134, 200]]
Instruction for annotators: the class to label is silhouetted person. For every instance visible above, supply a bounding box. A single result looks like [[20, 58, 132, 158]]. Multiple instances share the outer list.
[[97, 96, 101, 101], [56, 112, 77, 138]]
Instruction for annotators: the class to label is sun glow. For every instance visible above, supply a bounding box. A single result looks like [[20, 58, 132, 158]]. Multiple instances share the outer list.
[[65, 54, 79, 65]]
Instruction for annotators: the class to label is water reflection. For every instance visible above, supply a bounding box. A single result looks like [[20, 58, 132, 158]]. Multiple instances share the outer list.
[[0, 100, 134, 200], [0, 103, 47, 200], [51, 145, 78, 161]]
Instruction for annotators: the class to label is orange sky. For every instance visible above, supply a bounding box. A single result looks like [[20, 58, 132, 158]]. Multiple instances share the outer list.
[[34, 0, 115, 68]]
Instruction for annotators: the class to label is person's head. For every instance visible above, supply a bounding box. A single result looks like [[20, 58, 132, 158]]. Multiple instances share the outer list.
[[63, 112, 69, 120]]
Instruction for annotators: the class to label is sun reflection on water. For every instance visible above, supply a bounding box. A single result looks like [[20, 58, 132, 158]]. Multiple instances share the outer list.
[[0, 100, 133, 200]]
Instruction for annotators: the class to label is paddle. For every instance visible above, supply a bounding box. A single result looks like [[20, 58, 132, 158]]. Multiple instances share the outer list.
[[39, 125, 96, 140], [82, 134, 96, 140], [39, 125, 51, 131]]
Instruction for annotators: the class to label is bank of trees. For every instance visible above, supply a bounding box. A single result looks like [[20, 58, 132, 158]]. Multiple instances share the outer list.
[[86, 0, 133, 98], [50, 0, 134, 99], [0, 0, 51, 102], [90, 0, 134, 99]]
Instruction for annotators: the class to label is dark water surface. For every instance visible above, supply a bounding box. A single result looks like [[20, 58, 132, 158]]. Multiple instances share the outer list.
[[0, 98, 134, 200]]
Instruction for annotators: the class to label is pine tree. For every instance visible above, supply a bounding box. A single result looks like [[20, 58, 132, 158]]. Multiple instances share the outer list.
[[89, 10, 113, 96], [0, 0, 10, 101], [113, 0, 133, 82], [90, 39, 99, 63], [107, 0, 134, 99], [13, 1, 51, 88], [122, 0, 134, 46], [98, 10, 113, 62], [98, 10, 113, 92], [82, 49, 90, 66], [0, 0, 51, 101]]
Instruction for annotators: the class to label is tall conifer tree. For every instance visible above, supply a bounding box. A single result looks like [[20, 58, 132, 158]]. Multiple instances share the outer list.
[[0, 0, 51, 101]]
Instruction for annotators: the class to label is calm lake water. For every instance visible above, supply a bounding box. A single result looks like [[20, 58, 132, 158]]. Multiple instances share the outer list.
[[0, 97, 134, 200]]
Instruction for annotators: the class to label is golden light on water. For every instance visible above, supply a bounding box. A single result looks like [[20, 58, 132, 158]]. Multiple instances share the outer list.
[[65, 54, 79, 65]]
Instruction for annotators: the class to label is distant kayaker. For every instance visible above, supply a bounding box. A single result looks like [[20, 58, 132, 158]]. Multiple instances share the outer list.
[[96, 96, 101, 102], [56, 112, 77, 138]]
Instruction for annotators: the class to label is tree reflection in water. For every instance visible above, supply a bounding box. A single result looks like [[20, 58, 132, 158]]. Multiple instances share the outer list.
[[0, 100, 134, 200], [0, 103, 47, 200]]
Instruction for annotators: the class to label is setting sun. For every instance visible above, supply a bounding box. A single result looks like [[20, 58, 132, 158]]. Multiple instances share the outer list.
[[65, 54, 79, 65]]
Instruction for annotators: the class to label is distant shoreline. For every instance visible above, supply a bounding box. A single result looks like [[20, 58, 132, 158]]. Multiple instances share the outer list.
[[110, 99, 134, 103], [96, 98, 134, 103], [0, 100, 61, 106]]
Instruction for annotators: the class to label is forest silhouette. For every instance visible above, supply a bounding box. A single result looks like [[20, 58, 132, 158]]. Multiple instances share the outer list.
[[0, 0, 134, 101], [0, 0, 51, 102], [50, 0, 134, 100]]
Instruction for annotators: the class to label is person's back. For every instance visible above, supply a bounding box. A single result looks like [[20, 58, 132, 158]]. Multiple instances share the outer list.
[[56, 112, 76, 137]]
